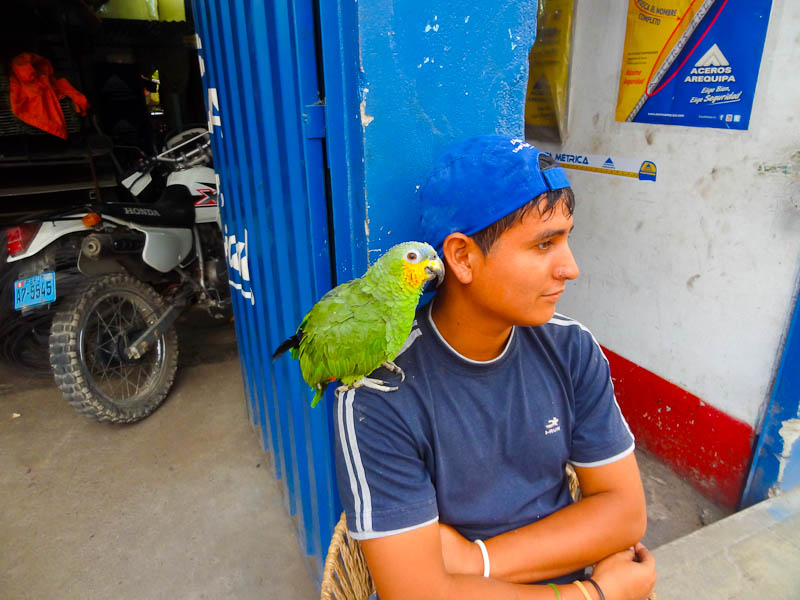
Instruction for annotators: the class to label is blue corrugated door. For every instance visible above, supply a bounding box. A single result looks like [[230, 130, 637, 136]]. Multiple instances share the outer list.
[[191, 0, 345, 582]]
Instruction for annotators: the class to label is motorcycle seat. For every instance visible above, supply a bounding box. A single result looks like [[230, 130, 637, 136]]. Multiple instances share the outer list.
[[103, 185, 195, 229]]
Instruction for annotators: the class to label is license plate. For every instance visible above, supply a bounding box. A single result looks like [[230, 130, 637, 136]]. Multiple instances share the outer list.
[[14, 272, 56, 310]]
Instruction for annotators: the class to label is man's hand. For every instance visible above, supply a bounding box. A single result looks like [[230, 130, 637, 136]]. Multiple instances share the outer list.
[[438, 522, 483, 576], [593, 542, 658, 600]]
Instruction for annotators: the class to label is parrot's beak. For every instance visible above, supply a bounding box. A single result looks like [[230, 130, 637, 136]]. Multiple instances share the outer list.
[[424, 257, 445, 286]]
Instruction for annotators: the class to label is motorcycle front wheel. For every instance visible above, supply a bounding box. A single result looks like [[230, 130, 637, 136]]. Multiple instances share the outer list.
[[49, 274, 179, 423]]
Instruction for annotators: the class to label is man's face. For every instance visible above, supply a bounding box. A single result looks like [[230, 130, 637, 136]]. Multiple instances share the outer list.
[[469, 202, 579, 327]]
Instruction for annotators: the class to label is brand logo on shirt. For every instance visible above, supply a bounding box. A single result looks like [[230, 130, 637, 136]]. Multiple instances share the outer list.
[[545, 417, 561, 435]]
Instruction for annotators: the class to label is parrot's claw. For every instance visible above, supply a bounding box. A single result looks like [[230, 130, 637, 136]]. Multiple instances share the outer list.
[[335, 377, 399, 396], [382, 361, 405, 382], [359, 377, 399, 392]]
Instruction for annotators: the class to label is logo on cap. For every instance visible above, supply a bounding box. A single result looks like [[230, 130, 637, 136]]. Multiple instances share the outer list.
[[509, 138, 534, 153]]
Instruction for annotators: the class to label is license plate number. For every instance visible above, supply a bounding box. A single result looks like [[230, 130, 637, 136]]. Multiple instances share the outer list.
[[14, 272, 56, 310]]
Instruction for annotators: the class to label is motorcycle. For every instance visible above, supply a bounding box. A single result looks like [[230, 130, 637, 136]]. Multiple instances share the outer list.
[[2, 129, 230, 423]]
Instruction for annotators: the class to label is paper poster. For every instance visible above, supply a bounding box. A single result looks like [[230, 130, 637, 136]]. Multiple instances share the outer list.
[[616, 0, 772, 130], [524, 0, 575, 142]]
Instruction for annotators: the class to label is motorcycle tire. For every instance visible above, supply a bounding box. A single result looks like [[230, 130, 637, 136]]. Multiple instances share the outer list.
[[49, 274, 179, 423]]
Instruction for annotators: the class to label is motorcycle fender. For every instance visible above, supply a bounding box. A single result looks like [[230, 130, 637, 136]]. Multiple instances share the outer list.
[[138, 226, 193, 273], [6, 219, 86, 263]]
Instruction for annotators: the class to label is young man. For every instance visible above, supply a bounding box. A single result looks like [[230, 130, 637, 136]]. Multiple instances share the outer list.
[[333, 136, 657, 599]]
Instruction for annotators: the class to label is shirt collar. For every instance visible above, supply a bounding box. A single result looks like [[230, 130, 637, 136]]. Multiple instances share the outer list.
[[426, 301, 516, 367]]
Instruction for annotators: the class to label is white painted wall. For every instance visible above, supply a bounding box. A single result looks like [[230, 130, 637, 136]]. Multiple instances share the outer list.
[[547, 1, 799, 426]]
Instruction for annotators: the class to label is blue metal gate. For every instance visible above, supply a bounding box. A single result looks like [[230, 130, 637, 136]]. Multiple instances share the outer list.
[[190, 0, 365, 581]]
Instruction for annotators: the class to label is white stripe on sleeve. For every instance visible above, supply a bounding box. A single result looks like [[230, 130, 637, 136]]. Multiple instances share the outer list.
[[349, 516, 439, 541], [570, 441, 635, 468], [338, 390, 363, 532], [345, 389, 374, 533]]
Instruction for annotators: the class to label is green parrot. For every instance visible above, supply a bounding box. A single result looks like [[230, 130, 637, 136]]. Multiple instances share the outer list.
[[272, 241, 444, 406]]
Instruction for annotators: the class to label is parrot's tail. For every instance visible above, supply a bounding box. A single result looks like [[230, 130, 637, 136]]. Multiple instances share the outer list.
[[311, 386, 326, 408], [272, 332, 302, 361]]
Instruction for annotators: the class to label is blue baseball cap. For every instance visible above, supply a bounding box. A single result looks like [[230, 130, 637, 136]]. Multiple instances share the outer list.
[[419, 135, 571, 254]]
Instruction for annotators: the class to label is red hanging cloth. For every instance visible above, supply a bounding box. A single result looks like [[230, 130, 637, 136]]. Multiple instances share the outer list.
[[8, 52, 90, 139]]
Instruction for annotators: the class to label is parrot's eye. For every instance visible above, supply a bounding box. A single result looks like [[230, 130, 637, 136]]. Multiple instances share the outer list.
[[406, 251, 421, 263]]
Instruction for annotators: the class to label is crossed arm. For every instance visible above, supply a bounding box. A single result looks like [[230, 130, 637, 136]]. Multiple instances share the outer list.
[[360, 453, 652, 600]]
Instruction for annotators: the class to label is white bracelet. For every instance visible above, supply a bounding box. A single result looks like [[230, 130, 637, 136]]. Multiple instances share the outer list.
[[474, 539, 490, 578]]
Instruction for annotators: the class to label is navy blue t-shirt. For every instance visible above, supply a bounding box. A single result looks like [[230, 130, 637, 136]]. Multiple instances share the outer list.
[[333, 303, 634, 581]]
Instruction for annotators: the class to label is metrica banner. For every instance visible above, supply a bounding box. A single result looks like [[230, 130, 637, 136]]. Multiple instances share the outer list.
[[615, 0, 773, 130]]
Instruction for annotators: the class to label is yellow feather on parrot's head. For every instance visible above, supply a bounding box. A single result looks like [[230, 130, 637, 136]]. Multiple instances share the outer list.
[[374, 241, 444, 293]]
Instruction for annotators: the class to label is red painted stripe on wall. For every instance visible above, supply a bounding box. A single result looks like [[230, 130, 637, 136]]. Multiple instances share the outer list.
[[603, 347, 755, 509]]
